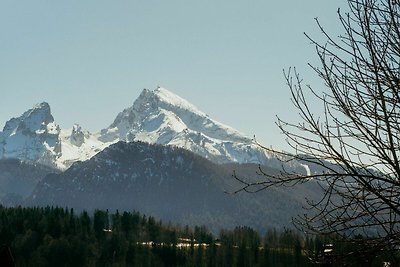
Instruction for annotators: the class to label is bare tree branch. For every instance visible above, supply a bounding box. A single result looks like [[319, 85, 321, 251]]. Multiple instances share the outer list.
[[235, 0, 400, 263]]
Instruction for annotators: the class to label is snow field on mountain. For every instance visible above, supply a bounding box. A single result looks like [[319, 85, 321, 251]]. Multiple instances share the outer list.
[[0, 87, 311, 174]]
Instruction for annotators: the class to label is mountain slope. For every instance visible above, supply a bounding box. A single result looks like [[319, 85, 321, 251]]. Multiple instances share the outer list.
[[0, 104, 105, 169], [100, 87, 249, 144], [0, 103, 61, 168], [28, 141, 321, 232], [0, 87, 308, 173], [99, 87, 306, 171], [0, 159, 58, 205], [57, 124, 107, 169]]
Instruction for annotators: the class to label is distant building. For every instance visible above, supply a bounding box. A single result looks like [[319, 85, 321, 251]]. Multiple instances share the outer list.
[[323, 243, 333, 254]]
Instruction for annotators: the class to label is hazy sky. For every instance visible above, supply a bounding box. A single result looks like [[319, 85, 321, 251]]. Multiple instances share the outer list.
[[0, 1, 347, 150]]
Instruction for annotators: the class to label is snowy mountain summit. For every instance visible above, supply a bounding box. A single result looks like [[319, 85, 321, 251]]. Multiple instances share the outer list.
[[0, 103, 105, 169], [99, 87, 276, 165], [0, 102, 61, 167], [0, 87, 302, 171]]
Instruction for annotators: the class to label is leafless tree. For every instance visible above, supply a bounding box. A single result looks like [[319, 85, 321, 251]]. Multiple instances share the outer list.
[[235, 0, 400, 263]]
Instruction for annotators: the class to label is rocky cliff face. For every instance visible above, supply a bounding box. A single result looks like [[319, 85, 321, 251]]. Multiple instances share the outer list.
[[0, 102, 61, 168], [69, 124, 85, 147], [0, 103, 104, 169]]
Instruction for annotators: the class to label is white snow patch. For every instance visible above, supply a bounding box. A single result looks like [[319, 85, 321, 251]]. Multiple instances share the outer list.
[[301, 164, 311, 176]]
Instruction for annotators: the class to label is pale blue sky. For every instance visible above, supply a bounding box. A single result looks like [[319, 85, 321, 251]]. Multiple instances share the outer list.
[[0, 1, 346, 150]]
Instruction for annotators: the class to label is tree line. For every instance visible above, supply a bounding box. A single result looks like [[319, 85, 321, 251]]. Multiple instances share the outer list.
[[2, 205, 393, 266], [0, 205, 319, 267]]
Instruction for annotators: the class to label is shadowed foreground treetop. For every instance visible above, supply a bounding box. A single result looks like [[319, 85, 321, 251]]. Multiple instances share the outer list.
[[237, 0, 400, 264]]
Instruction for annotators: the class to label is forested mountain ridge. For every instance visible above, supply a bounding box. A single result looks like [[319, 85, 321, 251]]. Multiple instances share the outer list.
[[27, 141, 322, 233]]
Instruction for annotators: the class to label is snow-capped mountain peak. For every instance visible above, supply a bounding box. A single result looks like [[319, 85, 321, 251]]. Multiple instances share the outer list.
[[2, 102, 54, 134], [153, 87, 207, 116], [97, 87, 281, 165], [0, 87, 309, 173], [0, 102, 61, 167], [100, 87, 250, 144], [102, 87, 206, 139], [0, 104, 104, 170]]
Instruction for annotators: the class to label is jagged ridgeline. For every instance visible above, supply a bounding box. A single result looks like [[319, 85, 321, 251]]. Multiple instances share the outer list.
[[0, 87, 309, 172], [0, 88, 321, 233]]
